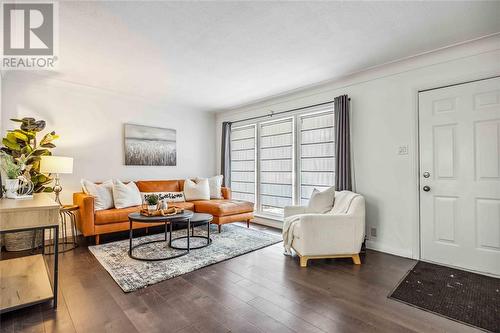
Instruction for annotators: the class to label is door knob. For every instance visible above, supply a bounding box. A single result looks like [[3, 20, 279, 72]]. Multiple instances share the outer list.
[[423, 172, 430, 178], [423, 186, 431, 192]]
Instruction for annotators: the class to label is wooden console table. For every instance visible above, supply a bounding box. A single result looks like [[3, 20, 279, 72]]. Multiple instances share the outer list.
[[0, 194, 60, 313]]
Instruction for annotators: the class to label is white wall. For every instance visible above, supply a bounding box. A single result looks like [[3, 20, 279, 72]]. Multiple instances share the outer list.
[[216, 35, 500, 259], [0, 74, 3, 134], [2, 72, 216, 203]]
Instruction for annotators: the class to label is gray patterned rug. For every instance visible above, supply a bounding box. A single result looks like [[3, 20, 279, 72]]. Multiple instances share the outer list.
[[89, 224, 282, 292]]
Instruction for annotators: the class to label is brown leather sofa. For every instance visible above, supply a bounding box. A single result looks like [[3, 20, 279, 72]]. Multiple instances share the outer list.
[[73, 179, 254, 244]]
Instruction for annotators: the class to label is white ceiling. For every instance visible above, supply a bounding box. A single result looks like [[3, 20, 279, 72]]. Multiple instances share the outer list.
[[17, 1, 500, 112]]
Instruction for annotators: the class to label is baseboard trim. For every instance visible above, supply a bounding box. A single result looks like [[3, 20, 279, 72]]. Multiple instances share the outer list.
[[366, 240, 413, 259]]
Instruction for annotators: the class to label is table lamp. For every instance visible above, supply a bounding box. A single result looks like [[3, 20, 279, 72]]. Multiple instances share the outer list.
[[40, 156, 73, 205]]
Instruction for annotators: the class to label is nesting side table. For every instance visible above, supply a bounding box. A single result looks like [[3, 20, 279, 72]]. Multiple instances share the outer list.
[[44, 204, 79, 254]]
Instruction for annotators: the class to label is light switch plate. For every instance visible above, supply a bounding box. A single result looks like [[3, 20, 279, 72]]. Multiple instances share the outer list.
[[398, 145, 409, 155]]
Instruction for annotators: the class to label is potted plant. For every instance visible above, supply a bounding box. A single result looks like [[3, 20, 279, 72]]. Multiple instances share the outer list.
[[1, 117, 59, 193], [144, 194, 159, 213], [1, 118, 59, 251], [0, 152, 21, 198]]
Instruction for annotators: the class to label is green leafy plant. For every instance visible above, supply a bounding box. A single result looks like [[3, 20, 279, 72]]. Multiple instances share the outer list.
[[144, 194, 159, 206], [0, 152, 21, 179], [1, 117, 59, 192]]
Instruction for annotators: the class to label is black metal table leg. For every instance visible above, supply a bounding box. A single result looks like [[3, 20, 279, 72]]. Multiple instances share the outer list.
[[207, 221, 210, 243], [169, 221, 172, 247], [187, 219, 190, 252], [42, 227, 45, 255], [53, 225, 59, 308], [129, 220, 133, 256]]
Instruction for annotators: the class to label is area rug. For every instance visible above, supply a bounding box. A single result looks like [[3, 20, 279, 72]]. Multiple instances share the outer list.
[[389, 261, 500, 332], [88, 224, 281, 292]]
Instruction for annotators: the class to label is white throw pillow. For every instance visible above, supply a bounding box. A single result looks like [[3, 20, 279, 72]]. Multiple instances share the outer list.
[[196, 175, 223, 199], [112, 180, 142, 209], [140, 192, 185, 203], [307, 186, 336, 213], [81, 179, 114, 211], [183, 178, 210, 201]]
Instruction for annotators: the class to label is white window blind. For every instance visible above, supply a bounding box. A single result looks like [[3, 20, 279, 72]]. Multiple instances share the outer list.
[[299, 111, 335, 205], [259, 118, 294, 216], [230, 125, 256, 203], [229, 102, 334, 220]]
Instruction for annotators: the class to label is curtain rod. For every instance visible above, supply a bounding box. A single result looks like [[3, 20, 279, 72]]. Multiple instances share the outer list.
[[228, 98, 349, 125]]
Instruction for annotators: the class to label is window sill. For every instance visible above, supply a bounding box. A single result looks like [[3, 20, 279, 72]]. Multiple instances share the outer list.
[[253, 213, 284, 230]]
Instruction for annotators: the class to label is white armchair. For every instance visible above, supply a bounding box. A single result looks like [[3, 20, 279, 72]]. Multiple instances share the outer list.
[[284, 191, 365, 267]]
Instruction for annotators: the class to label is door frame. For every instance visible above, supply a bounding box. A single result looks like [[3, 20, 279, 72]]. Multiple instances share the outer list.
[[412, 73, 500, 261]]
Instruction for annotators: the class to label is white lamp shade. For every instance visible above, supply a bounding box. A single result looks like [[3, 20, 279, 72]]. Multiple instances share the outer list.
[[40, 156, 73, 174]]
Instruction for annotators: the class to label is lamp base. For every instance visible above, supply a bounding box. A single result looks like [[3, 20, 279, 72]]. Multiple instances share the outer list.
[[53, 174, 63, 206]]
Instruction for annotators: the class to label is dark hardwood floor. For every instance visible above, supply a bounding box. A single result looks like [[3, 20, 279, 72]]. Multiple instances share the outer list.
[[0, 223, 479, 333]]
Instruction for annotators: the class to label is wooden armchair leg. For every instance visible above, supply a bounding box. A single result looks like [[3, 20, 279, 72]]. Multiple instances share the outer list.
[[218, 225, 222, 233], [246, 219, 250, 228], [95, 234, 100, 245], [299, 256, 308, 267], [352, 254, 361, 265]]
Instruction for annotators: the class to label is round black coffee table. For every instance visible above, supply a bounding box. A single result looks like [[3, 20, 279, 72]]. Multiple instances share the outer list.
[[128, 210, 194, 261], [170, 213, 213, 250]]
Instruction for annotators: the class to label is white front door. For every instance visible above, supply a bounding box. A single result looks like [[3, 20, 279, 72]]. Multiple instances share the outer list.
[[419, 76, 500, 276]]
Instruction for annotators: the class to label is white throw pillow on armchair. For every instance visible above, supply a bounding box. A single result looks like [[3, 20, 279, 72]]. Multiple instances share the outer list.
[[307, 186, 336, 213], [112, 180, 142, 209], [183, 178, 210, 201]]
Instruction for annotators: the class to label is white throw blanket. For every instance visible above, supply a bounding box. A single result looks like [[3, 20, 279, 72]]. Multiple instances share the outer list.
[[282, 191, 361, 255], [282, 214, 308, 255]]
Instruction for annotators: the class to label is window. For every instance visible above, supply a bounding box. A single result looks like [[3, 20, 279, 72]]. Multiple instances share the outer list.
[[230, 103, 334, 220], [299, 112, 335, 205], [230, 125, 256, 202], [259, 118, 294, 215]]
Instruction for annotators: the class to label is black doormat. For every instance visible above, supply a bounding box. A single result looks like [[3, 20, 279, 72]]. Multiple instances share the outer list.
[[389, 261, 500, 332]]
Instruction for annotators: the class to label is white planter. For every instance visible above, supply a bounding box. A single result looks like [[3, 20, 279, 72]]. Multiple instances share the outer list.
[[147, 205, 157, 213], [5, 178, 19, 199]]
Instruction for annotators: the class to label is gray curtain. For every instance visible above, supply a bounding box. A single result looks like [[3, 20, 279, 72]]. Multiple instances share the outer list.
[[221, 122, 231, 187], [334, 95, 352, 191]]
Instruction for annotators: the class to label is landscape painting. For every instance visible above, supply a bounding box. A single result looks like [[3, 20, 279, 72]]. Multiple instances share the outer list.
[[124, 124, 176, 166]]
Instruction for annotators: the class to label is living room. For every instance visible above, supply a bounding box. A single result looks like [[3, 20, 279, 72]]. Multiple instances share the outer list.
[[0, 1, 499, 332]]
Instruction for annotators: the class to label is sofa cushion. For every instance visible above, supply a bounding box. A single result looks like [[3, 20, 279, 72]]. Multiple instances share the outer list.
[[192, 200, 254, 217], [135, 180, 180, 192], [168, 201, 194, 211], [95, 206, 141, 225]]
